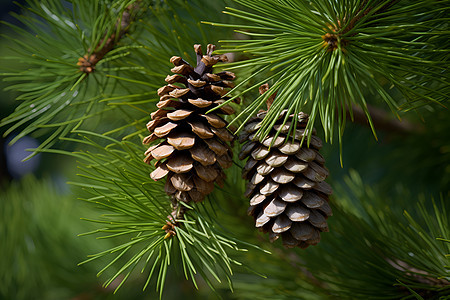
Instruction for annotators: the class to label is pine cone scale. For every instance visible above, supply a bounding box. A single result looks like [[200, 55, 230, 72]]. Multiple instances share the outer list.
[[204, 138, 228, 156], [285, 204, 309, 221], [153, 122, 177, 137], [256, 162, 274, 176], [284, 158, 308, 172], [188, 121, 214, 138], [150, 144, 175, 160], [150, 164, 170, 181], [171, 173, 193, 192], [166, 153, 194, 173], [266, 152, 288, 167], [272, 215, 292, 233], [264, 198, 286, 217], [202, 113, 228, 128], [194, 163, 219, 182], [188, 98, 211, 108], [190, 146, 216, 166], [279, 185, 303, 202], [167, 132, 195, 150], [271, 168, 295, 184]]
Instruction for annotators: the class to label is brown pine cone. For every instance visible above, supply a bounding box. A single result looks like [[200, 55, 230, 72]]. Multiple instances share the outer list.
[[143, 44, 235, 204], [239, 106, 333, 249]]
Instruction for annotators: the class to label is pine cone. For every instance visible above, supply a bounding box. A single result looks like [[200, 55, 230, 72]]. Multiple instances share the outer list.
[[239, 106, 332, 249], [143, 44, 235, 204]]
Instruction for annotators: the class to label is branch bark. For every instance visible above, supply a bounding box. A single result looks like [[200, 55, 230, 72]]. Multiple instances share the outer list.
[[323, 0, 402, 50], [77, 3, 140, 74], [348, 104, 422, 134]]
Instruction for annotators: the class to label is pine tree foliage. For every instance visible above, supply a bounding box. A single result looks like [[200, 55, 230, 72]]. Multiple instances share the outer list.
[[52, 131, 263, 297], [207, 0, 450, 147], [0, 0, 146, 155]]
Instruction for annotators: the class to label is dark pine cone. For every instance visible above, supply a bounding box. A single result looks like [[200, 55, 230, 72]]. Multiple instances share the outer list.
[[239, 109, 333, 249], [143, 44, 236, 204]]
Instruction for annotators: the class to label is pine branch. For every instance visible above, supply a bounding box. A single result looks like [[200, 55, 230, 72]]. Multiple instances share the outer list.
[[0, 0, 233, 154], [77, 2, 140, 74], [0, 0, 144, 154], [207, 0, 450, 151], [349, 103, 420, 134], [387, 258, 450, 288]]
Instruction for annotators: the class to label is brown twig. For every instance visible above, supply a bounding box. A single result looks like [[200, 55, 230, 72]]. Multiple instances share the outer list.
[[77, 3, 139, 74], [322, 0, 401, 51], [162, 200, 187, 239], [348, 104, 422, 134], [386, 258, 450, 298]]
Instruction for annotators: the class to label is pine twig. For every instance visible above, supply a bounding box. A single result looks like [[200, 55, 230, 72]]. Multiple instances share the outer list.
[[348, 104, 421, 134], [387, 258, 450, 288], [162, 200, 187, 239], [346, 0, 402, 32], [323, 0, 402, 51], [77, 3, 139, 74]]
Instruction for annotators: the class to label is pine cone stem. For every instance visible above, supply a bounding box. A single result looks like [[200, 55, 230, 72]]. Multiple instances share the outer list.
[[162, 201, 187, 239]]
